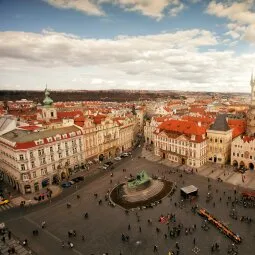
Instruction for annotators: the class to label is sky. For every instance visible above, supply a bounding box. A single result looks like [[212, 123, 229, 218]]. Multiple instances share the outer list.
[[0, 0, 255, 93]]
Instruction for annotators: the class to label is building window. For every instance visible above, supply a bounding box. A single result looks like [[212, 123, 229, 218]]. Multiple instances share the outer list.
[[51, 155, 54, 162], [233, 153, 235, 156], [19, 154, 24, 160], [59, 153, 62, 159], [21, 164, 25, 171], [30, 151, 34, 158], [237, 153, 239, 157], [215, 139, 217, 143], [66, 150, 69, 156], [31, 161, 35, 168], [52, 164, 55, 170], [220, 139, 222, 143], [241, 154, 243, 157], [23, 174, 29, 181], [250, 155, 252, 159], [50, 146, 53, 152], [33, 172, 36, 178], [41, 168, 47, 175]]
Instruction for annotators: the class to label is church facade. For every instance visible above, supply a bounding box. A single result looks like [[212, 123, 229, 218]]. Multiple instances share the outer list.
[[231, 73, 255, 170]]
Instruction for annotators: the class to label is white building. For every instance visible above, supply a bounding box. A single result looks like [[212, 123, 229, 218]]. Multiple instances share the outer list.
[[154, 119, 207, 168], [231, 136, 255, 170], [0, 125, 84, 194]]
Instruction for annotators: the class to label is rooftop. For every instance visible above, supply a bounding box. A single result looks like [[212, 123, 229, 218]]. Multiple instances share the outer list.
[[2, 125, 81, 143], [209, 114, 230, 132]]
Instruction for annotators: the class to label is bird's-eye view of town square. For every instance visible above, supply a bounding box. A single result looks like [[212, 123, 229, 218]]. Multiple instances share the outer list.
[[0, 1, 255, 255]]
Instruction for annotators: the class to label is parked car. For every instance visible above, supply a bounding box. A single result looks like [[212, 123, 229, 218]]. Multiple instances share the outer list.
[[121, 153, 129, 157], [61, 182, 72, 188], [77, 176, 84, 181], [0, 199, 9, 206], [114, 157, 122, 161], [71, 177, 80, 183], [105, 161, 113, 166], [99, 165, 108, 170]]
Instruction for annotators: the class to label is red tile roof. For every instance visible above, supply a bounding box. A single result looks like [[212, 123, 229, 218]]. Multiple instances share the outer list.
[[157, 119, 206, 143], [242, 136, 255, 143], [18, 125, 42, 131], [57, 111, 83, 119]]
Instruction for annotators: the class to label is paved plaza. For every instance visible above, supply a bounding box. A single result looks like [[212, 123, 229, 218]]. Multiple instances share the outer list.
[[1, 148, 255, 255]]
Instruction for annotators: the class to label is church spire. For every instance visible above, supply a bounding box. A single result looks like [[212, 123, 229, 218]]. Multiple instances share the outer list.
[[43, 85, 53, 107]]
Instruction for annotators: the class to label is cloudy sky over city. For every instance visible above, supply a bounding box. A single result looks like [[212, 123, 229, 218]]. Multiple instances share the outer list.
[[0, 0, 255, 92]]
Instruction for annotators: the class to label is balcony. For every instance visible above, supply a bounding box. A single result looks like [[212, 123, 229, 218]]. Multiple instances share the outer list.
[[18, 158, 28, 162]]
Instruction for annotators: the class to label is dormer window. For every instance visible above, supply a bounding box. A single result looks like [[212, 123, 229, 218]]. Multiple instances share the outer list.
[[47, 137, 53, 142], [62, 134, 67, 139], [55, 134, 61, 141]]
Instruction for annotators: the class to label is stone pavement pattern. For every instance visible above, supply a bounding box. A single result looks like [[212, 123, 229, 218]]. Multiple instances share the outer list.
[[0, 232, 33, 255]]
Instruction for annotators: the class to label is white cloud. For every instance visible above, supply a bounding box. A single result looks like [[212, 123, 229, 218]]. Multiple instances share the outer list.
[[45, 0, 104, 16], [207, 1, 255, 43], [207, 1, 255, 25], [44, 0, 186, 19], [0, 29, 254, 92], [169, 2, 185, 17]]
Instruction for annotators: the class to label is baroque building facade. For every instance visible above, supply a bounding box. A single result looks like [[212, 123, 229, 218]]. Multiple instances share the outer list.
[[154, 119, 207, 168], [0, 125, 84, 194]]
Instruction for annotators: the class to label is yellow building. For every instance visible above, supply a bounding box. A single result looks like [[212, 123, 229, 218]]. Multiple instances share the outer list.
[[207, 114, 232, 164]]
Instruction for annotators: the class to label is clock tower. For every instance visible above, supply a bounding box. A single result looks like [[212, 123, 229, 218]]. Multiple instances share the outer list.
[[246, 72, 255, 136]]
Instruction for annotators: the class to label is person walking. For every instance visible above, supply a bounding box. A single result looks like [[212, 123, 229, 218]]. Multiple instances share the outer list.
[[128, 224, 131, 230], [139, 226, 142, 232], [8, 231, 11, 240], [153, 245, 158, 252], [193, 237, 196, 245]]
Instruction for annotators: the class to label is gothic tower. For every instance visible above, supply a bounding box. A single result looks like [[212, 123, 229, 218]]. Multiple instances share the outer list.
[[246, 72, 255, 136]]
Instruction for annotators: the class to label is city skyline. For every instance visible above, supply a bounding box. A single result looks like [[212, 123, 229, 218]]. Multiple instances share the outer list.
[[1, 0, 255, 92]]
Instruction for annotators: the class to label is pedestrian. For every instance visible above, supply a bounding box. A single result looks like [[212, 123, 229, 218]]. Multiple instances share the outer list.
[[2, 236, 5, 243], [153, 245, 158, 252], [41, 221, 46, 228], [8, 231, 11, 239], [164, 234, 167, 239], [128, 224, 131, 230], [175, 242, 179, 249], [139, 226, 142, 232], [82, 235, 85, 241], [193, 238, 196, 245]]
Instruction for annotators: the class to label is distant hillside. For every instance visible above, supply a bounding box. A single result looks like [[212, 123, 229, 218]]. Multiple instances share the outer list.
[[0, 90, 179, 103]]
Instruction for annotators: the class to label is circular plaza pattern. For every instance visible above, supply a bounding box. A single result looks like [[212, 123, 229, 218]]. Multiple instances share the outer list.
[[110, 171, 174, 209]]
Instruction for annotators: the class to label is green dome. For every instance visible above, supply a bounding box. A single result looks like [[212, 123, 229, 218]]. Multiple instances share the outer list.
[[43, 87, 54, 106]]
